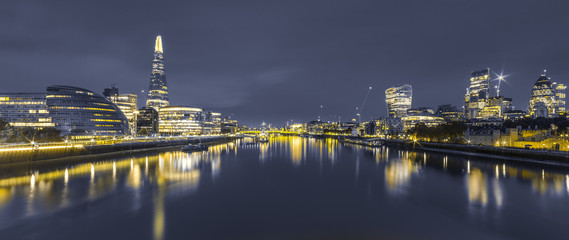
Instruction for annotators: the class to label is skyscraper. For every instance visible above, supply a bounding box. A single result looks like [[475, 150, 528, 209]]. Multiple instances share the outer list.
[[464, 68, 490, 119], [385, 84, 412, 118], [146, 35, 169, 110], [528, 71, 565, 118]]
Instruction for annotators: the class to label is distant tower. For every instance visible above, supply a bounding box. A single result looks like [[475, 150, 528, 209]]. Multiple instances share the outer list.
[[146, 35, 169, 110], [385, 84, 412, 118]]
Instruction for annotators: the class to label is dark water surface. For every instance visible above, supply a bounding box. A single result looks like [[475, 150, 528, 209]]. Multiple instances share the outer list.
[[0, 136, 568, 239]]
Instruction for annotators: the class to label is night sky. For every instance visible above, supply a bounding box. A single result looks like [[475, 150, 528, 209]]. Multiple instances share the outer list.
[[2, 0, 569, 126]]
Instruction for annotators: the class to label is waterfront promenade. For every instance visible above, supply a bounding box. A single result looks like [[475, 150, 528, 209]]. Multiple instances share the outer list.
[[0, 135, 237, 165]]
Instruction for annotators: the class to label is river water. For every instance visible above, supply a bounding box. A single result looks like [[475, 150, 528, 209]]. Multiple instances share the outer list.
[[0, 136, 568, 239]]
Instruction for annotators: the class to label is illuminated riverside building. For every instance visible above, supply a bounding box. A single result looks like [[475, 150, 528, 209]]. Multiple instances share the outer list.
[[464, 69, 491, 119], [200, 111, 222, 135], [146, 35, 169, 110], [46, 85, 129, 137], [158, 106, 202, 135], [367, 117, 403, 136], [136, 107, 158, 136], [103, 86, 138, 135], [401, 115, 444, 131], [0, 93, 54, 128], [385, 84, 412, 118], [528, 71, 566, 118]]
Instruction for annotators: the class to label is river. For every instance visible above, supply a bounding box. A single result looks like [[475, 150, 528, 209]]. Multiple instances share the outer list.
[[0, 136, 567, 239]]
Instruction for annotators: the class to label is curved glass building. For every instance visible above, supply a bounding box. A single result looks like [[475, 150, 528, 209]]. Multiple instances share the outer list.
[[529, 73, 556, 118], [46, 85, 128, 137], [385, 84, 412, 118]]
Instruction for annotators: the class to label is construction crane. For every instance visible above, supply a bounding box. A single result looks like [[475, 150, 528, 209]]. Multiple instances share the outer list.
[[356, 86, 373, 123]]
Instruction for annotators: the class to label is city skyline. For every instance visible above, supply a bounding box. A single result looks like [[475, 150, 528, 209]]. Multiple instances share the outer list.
[[2, 1, 569, 126]]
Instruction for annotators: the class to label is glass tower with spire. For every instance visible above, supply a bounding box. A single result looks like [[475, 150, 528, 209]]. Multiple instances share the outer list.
[[146, 35, 169, 110]]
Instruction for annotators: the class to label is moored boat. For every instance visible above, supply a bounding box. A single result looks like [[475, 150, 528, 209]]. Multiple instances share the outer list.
[[182, 143, 208, 152]]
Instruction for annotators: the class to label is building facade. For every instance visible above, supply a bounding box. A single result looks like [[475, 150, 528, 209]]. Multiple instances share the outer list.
[[104, 86, 138, 135], [200, 111, 222, 135], [529, 72, 558, 118], [136, 107, 159, 136], [436, 104, 463, 122], [401, 115, 445, 131], [146, 35, 169, 110], [46, 85, 129, 138], [158, 106, 202, 135], [464, 69, 491, 119], [0, 93, 54, 129], [385, 84, 412, 118]]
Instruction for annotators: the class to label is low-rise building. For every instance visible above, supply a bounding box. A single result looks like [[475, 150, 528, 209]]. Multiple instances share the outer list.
[[0, 93, 54, 129], [401, 116, 444, 131], [137, 107, 158, 136], [158, 106, 202, 135]]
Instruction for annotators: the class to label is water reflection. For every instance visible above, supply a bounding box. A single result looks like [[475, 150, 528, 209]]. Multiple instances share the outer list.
[[1, 137, 569, 239], [0, 142, 236, 238], [384, 151, 420, 193]]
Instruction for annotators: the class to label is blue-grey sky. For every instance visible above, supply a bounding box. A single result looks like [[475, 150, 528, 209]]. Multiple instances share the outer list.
[[2, 0, 569, 126]]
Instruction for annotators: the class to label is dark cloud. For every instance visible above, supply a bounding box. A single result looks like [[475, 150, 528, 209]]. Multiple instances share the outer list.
[[2, 0, 569, 126]]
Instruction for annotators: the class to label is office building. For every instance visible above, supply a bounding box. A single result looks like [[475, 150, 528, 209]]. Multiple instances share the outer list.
[[385, 84, 412, 118], [401, 116, 445, 131], [136, 107, 158, 136], [46, 85, 129, 137], [158, 106, 202, 135], [201, 111, 222, 135], [529, 72, 557, 118], [104, 86, 138, 135], [0, 93, 54, 129], [464, 69, 491, 119], [407, 107, 435, 116], [436, 104, 463, 122]]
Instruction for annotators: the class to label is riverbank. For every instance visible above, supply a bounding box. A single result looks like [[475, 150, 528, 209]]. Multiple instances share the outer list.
[[303, 133, 569, 168], [382, 139, 569, 168], [0, 136, 238, 168]]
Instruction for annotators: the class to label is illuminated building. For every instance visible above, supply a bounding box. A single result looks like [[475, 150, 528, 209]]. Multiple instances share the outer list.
[[221, 118, 238, 134], [529, 71, 557, 118], [464, 69, 491, 119], [504, 110, 527, 120], [46, 85, 129, 137], [436, 104, 463, 122], [104, 85, 138, 135], [369, 117, 403, 136], [146, 35, 169, 110], [407, 107, 434, 116], [158, 106, 202, 135], [136, 107, 158, 136], [401, 115, 444, 131], [200, 111, 222, 135], [502, 97, 513, 112], [385, 84, 412, 118], [554, 82, 566, 115], [0, 93, 54, 129]]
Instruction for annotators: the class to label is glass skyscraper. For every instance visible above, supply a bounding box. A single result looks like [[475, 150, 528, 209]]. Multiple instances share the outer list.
[[146, 35, 169, 110], [529, 72, 560, 118], [464, 68, 490, 119], [385, 84, 412, 118]]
